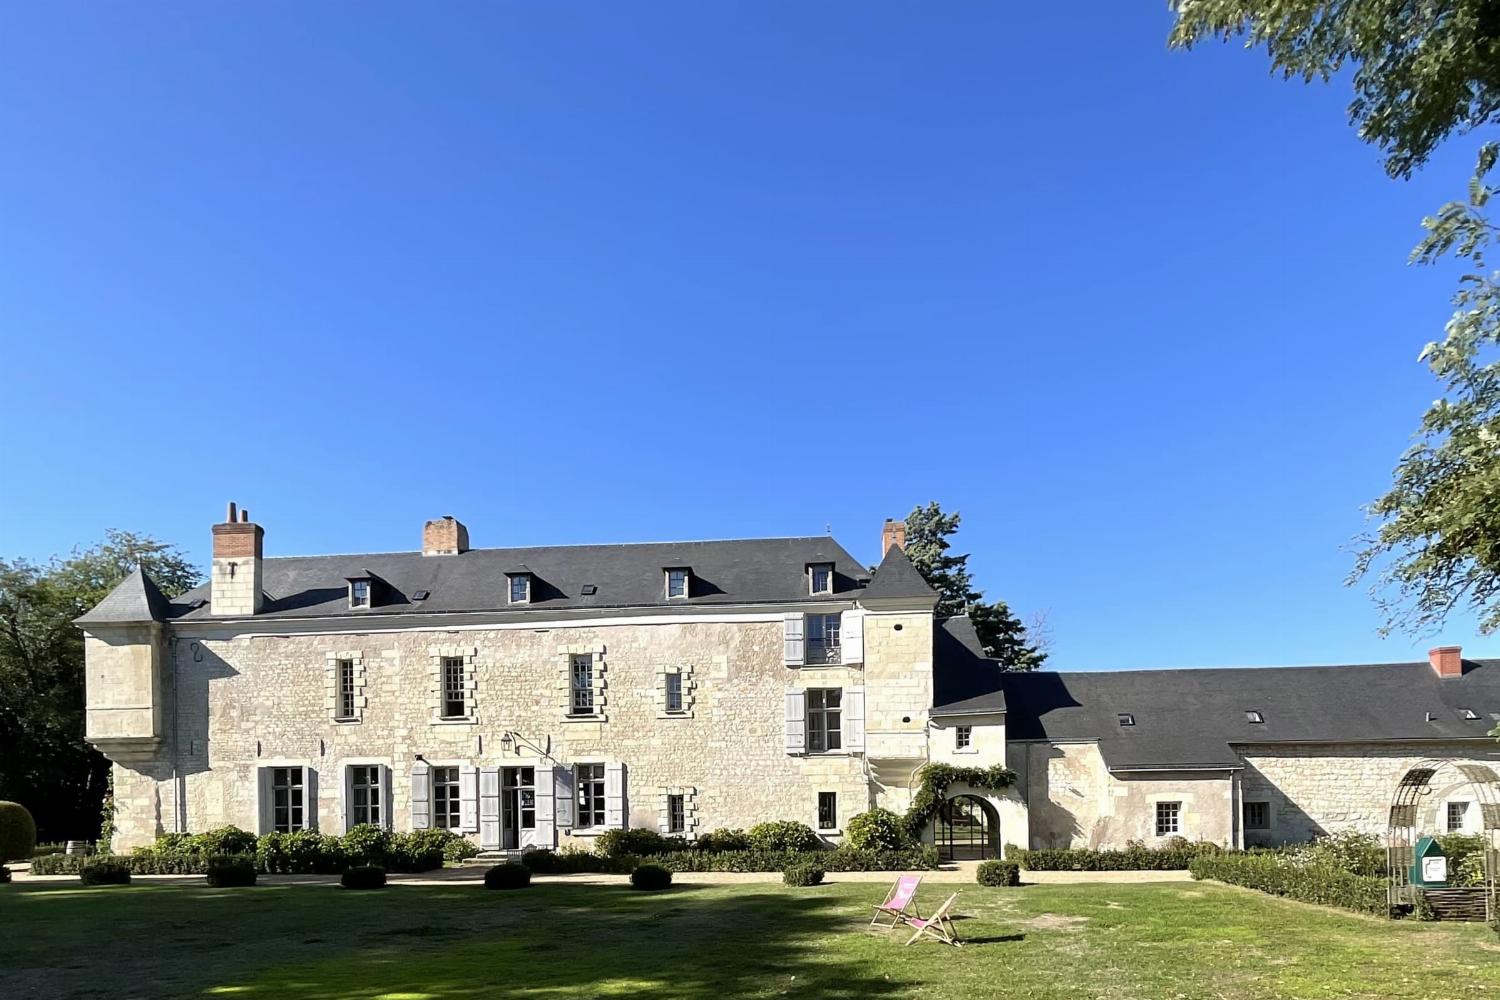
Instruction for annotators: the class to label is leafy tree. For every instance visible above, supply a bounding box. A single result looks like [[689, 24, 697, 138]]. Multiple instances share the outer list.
[[1171, 3, 1500, 638], [902, 502, 1046, 671], [0, 531, 201, 840]]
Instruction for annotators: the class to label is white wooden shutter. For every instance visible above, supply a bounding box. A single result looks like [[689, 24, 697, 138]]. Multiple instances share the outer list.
[[783, 613, 805, 666], [256, 767, 272, 835], [531, 762, 556, 849], [845, 686, 866, 753], [479, 767, 502, 850], [784, 689, 807, 754], [841, 610, 864, 664], [410, 761, 431, 830], [382, 765, 394, 830], [304, 768, 319, 831], [605, 762, 626, 828], [554, 765, 576, 830], [460, 764, 479, 833]]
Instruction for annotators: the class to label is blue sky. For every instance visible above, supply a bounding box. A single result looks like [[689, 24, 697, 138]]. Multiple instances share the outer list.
[[0, 2, 1487, 669]]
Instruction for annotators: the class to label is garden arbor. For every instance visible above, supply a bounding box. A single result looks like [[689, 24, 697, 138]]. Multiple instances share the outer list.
[[1386, 759, 1500, 921]]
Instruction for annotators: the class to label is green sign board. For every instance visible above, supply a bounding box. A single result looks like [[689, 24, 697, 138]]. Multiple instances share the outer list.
[[1410, 836, 1449, 888]]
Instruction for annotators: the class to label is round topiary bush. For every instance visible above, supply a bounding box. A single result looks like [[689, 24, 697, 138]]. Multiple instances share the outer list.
[[783, 862, 825, 887], [630, 863, 672, 891], [205, 854, 258, 887], [976, 860, 1020, 887], [746, 820, 821, 853], [845, 808, 913, 851], [197, 826, 257, 857], [483, 862, 532, 890], [0, 802, 37, 863], [341, 823, 393, 867], [340, 865, 387, 890], [79, 859, 131, 886]]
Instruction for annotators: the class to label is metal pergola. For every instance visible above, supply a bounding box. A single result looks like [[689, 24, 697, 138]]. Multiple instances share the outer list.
[[1386, 759, 1500, 921]]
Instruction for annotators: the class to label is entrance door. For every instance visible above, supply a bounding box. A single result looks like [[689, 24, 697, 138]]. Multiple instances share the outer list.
[[936, 795, 997, 861], [501, 766, 537, 850]]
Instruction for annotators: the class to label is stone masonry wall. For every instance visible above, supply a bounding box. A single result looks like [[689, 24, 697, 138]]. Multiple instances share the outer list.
[[107, 617, 880, 851]]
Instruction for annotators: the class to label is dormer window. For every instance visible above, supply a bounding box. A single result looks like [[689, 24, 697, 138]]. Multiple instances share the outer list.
[[508, 573, 531, 605], [1245, 710, 1264, 724], [808, 563, 833, 596], [346, 575, 375, 609], [665, 567, 690, 600]]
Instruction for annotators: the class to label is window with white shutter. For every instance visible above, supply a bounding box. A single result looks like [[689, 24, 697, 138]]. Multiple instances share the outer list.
[[783, 614, 805, 666], [784, 689, 807, 754]]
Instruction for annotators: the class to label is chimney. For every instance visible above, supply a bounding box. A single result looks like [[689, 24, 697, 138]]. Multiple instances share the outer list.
[[881, 518, 907, 555], [1429, 645, 1464, 678], [423, 515, 469, 556], [211, 501, 263, 616]]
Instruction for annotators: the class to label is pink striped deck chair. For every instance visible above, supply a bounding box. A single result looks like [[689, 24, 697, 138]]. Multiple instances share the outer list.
[[868, 874, 923, 930], [904, 892, 962, 947]]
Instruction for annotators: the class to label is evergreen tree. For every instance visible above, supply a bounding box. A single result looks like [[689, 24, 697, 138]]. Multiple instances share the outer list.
[[902, 502, 1046, 671]]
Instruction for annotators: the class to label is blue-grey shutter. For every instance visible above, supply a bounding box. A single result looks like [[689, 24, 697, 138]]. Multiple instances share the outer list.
[[460, 764, 479, 833], [554, 765, 576, 830], [304, 768, 319, 831], [256, 767, 273, 835], [410, 761, 431, 830], [845, 687, 866, 753], [785, 690, 807, 754], [784, 613, 805, 665], [479, 767, 502, 850], [382, 765, 394, 830]]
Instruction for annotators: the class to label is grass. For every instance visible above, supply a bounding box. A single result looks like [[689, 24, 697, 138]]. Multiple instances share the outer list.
[[3, 878, 1499, 999]]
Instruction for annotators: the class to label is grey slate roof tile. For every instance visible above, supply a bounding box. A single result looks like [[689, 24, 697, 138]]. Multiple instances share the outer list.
[[75, 568, 171, 625], [860, 544, 938, 603]]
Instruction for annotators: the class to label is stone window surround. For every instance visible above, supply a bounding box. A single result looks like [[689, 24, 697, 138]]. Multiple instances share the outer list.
[[661, 785, 698, 836], [559, 642, 607, 722], [656, 663, 696, 719], [324, 650, 367, 724], [428, 645, 479, 724]]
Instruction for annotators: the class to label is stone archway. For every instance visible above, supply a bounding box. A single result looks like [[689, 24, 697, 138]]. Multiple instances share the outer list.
[[936, 794, 1000, 862]]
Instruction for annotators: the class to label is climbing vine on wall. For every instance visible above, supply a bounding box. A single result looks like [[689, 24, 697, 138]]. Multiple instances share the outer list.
[[903, 763, 1017, 838]]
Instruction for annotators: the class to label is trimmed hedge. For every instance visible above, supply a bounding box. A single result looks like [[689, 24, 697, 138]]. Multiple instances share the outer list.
[[1009, 839, 1221, 871], [746, 821, 821, 852], [483, 863, 532, 890], [79, 859, 132, 886], [594, 828, 689, 858], [631, 864, 672, 890], [693, 828, 752, 852], [341, 865, 387, 890], [520, 844, 938, 875], [977, 860, 1020, 887], [783, 862, 825, 887], [845, 808, 913, 851], [0, 802, 38, 862], [1189, 851, 1387, 916], [520, 848, 638, 875], [206, 855, 258, 887]]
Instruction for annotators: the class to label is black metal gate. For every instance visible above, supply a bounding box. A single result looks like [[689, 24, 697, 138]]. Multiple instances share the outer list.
[[936, 795, 997, 862]]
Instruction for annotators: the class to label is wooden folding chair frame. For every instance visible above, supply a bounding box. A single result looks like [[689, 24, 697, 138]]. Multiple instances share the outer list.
[[868, 874, 923, 931], [903, 891, 962, 947]]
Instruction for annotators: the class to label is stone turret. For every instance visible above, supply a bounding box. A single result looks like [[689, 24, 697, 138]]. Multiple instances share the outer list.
[[77, 567, 170, 764]]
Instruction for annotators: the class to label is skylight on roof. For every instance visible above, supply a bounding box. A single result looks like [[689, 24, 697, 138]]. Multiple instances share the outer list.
[[1245, 710, 1264, 724], [1117, 713, 1135, 727], [581, 584, 597, 596], [412, 590, 430, 601], [1462, 708, 1481, 721]]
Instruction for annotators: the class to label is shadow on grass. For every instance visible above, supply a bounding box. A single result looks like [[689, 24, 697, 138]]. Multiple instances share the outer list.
[[2, 881, 924, 1000]]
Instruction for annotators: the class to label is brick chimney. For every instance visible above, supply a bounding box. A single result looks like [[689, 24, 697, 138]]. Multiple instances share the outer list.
[[881, 518, 907, 555], [423, 515, 469, 556], [1429, 645, 1464, 678], [211, 501, 263, 616]]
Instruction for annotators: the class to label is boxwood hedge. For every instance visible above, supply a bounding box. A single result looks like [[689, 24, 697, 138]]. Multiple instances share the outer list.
[[1189, 851, 1388, 916]]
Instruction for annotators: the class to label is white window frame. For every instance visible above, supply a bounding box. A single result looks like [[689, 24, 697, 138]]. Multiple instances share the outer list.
[[1243, 800, 1270, 831], [570, 654, 596, 716], [665, 568, 690, 600], [1155, 801, 1182, 837], [575, 762, 606, 830], [665, 672, 684, 714], [817, 791, 838, 831], [431, 764, 462, 831], [270, 765, 308, 833], [440, 656, 468, 719], [346, 763, 388, 829], [667, 793, 686, 834], [808, 563, 833, 596], [349, 579, 371, 609], [1447, 800, 1471, 833], [806, 687, 843, 754], [508, 573, 531, 605], [806, 613, 842, 665], [955, 725, 973, 751]]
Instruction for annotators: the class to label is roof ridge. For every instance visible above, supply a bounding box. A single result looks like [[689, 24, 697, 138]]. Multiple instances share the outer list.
[[259, 535, 849, 561], [1019, 659, 1500, 678]]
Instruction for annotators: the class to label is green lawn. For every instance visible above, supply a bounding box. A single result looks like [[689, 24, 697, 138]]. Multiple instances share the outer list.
[[4, 878, 1499, 999]]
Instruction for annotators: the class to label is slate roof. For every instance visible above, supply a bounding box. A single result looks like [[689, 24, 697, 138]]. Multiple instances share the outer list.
[[143, 536, 876, 622], [859, 545, 938, 604], [943, 658, 1500, 770], [931, 617, 1007, 714], [75, 568, 172, 625]]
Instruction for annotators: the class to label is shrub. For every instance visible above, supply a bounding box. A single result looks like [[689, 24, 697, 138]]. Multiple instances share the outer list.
[[1, 866, 10, 884], [196, 826, 258, 857], [205, 855, 258, 887], [693, 828, 751, 852], [1283, 830, 1385, 877], [444, 836, 480, 864], [595, 828, 687, 857], [1189, 851, 1387, 916], [484, 863, 532, 890], [630, 864, 672, 890], [79, 859, 132, 886], [1010, 840, 1220, 871], [519, 847, 635, 875], [341, 865, 387, 889], [30, 853, 88, 875], [257, 830, 345, 874], [0, 802, 37, 862], [977, 860, 1020, 887], [341, 824, 393, 867], [747, 821, 821, 853], [383, 829, 459, 872], [783, 862, 824, 886], [845, 808, 912, 851], [1437, 833, 1488, 886]]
